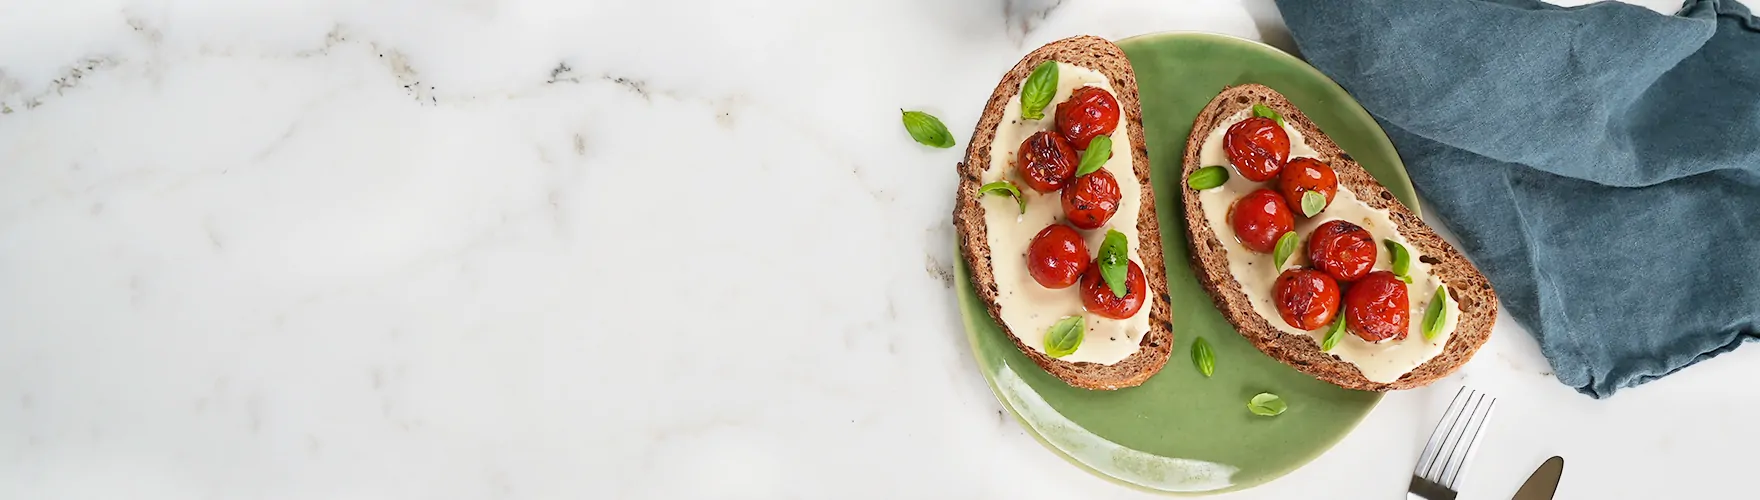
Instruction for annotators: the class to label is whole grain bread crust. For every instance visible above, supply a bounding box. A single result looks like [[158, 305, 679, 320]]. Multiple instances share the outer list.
[[1181, 84, 1496, 391], [952, 36, 1171, 390]]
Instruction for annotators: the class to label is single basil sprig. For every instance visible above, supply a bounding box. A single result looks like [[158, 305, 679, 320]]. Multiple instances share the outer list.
[[1074, 136, 1112, 177], [1252, 103, 1286, 128], [1321, 308, 1347, 351], [1385, 240, 1414, 283], [1098, 230, 1129, 298], [1248, 393, 1287, 416], [1300, 191, 1326, 217], [1045, 316, 1084, 358], [900, 110, 954, 148], [1273, 231, 1299, 268], [1423, 286, 1449, 339], [1192, 337, 1216, 378], [977, 181, 1026, 215], [1020, 61, 1058, 120], [1188, 166, 1228, 190]]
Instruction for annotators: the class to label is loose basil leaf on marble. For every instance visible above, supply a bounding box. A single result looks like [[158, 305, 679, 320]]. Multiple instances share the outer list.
[[1188, 166, 1229, 190], [1020, 61, 1058, 120], [1074, 136, 1112, 177], [1098, 229, 1129, 298], [977, 181, 1026, 214], [1423, 286, 1449, 340], [1044, 315, 1084, 358], [1248, 393, 1287, 417], [901, 110, 954, 148], [1273, 231, 1299, 268], [1192, 337, 1216, 378]]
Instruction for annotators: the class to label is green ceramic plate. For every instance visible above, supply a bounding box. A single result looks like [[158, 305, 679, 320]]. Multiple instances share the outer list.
[[955, 32, 1425, 494]]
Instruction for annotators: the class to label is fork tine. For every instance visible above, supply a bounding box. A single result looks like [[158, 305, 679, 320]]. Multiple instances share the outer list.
[[1413, 387, 1471, 478], [1440, 395, 1496, 488], [1425, 390, 1485, 481]]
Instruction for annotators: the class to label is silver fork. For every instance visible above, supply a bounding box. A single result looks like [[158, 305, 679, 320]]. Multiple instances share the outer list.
[[1407, 387, 1497, 500]]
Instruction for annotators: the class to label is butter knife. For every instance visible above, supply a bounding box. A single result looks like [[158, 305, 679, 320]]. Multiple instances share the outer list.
[[1511, 456, 1564, 500]]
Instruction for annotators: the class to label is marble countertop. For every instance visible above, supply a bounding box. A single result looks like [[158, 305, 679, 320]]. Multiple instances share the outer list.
[[1, 0, 1750, 498]]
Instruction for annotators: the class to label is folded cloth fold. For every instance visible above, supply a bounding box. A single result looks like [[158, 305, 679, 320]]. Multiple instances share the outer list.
[[1272, 0, 1760, 397]]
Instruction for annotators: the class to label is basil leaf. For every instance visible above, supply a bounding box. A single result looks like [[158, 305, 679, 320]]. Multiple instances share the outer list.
[[1020, 61, 1058, 120], [1273, 231, 1298, 269], [1385, 239, 1412, 280], [1192, 337, 1216, 378], [1074, 136, 1112, 177], [1321, 308, 1347, 351], [1044, 315, 1084, 358], [1301, 190, 1326, 217], [1252, 103, 1286, 128], [1248, 393, 1287, 417], [901, 110, 954, 148], [977, 180, 1026, 215], [1423, 286, 1449, 340], [1098, 229, 1129, 298], [1187, 166, 1229, 190]]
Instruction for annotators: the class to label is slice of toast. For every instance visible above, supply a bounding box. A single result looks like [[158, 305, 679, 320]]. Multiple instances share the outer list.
[[953, 36, 1172, 390], [1181, 84, 1496, 391]]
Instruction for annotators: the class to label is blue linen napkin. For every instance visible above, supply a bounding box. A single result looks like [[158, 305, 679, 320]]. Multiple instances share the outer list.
[[1272, 0, 1760, 397]]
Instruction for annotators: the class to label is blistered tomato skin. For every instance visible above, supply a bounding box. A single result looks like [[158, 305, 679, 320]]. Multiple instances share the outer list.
[[1026, 224, 1091, 289], [1055, 86, 1121, 149], [1062, 169, 1122, 230], [1344, 271, 1410, 342], [1307, 220, 1377, 282], [1081, 260, 1147, 320], [1017, 131, 1080, 193], [1224, 116, 1290, 182], [1273, 268, 1341, 330], [1229, 189, 1296, 253], [1278, 157, 1338, 212]]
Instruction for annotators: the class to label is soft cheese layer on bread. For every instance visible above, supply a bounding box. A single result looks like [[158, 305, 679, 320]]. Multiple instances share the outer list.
[[1180, 84, 1495, 391], [955, 36, 1171, 390], [980, 62, 1149, 365], [1194, 109, 1461, 383]]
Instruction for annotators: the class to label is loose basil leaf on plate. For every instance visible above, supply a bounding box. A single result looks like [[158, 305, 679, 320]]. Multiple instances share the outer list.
[[1044, 315, 1084, 358], [1248, 393, 1287, 417], [1192, 337, 1216, 378], [901, 110, 954, 148], [1020, 61, 1058, 120]]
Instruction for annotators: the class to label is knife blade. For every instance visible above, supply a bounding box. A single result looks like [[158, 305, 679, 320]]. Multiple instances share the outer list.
[[1511, 456, 1564, 500]]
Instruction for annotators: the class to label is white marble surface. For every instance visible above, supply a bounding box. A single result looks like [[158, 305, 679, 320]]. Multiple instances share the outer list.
[[1, 0, 1750, 498]]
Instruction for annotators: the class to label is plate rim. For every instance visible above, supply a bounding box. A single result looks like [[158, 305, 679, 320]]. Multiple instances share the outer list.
[[956, 29, 1412, 496]]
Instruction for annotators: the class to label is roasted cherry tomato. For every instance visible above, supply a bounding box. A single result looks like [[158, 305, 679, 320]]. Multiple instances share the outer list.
[[1081, 259, 1147, 320], [1061, 169, 1122, 230], [1026, 224, 1090, 289], [1306, 220, 1377, 282], [1054, 86, 1120, 149], [1273, 268, 1341, 330], [1344, 271, 1410, 342], [1228, 188, 1295, 253], [1224, 116, 1290, 182], [1278, 157, 1338, 213], [1017, 131, 1079, 193]]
